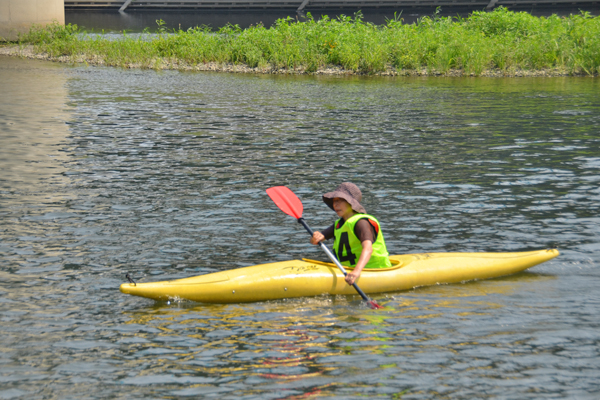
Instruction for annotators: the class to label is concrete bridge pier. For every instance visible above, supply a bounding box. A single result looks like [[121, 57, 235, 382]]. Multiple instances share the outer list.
[[1, 0, 65, 41]]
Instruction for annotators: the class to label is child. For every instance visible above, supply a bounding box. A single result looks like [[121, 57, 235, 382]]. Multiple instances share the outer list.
[[310, 182, 391, 285]]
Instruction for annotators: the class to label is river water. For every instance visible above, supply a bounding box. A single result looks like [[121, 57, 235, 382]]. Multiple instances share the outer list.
[[65, 8, 600, 32], [0, 56, 599, 399]]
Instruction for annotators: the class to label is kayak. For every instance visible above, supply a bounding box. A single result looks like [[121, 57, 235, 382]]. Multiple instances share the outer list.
[[120, 248, 559, 303]]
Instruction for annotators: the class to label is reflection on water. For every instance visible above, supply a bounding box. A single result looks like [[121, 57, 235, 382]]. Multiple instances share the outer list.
[[0, 59, 69, 190], [0, 56, 599, 398], [115, 274, 563, 397]]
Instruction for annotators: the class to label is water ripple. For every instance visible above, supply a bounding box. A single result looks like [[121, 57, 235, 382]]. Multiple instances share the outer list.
[[1, 58, 599, 399]]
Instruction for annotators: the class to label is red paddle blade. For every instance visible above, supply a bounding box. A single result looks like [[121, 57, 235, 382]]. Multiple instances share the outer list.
[[368, 300, 384, 309], [266, 186, 303, 219]]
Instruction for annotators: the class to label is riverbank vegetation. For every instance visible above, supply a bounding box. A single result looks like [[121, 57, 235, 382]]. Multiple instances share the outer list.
[[11, 7, 600, 76]]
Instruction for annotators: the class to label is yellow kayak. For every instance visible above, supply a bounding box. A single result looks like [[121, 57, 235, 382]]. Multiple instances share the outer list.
[[120, 248, 559, 303]]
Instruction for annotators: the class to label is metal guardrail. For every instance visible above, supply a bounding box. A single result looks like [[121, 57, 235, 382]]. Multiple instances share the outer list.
[[64, 0, 600, 11], [66, 0, 302, 9]]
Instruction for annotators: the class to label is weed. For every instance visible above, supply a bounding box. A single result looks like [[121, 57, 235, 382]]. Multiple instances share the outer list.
[[17, 8, 600, 75]]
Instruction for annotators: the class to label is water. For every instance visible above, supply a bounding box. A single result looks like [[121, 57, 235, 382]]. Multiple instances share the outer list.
[[1, 55, 599, 399]]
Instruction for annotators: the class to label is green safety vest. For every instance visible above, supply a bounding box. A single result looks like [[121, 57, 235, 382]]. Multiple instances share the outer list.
[[333, 213, 392, 269]]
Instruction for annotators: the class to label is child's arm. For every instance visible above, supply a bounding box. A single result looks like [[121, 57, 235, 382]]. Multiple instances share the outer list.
[[345, 240, 373, 285]]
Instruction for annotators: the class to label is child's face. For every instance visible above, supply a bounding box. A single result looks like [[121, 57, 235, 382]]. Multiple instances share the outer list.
[[332, 198, 353, 219]]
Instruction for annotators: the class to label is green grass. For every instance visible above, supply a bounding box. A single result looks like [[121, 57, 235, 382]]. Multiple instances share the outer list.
[[17, 7, 600, 76]]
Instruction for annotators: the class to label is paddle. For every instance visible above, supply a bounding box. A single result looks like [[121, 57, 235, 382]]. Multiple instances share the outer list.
[[266, 186, 383, 309]]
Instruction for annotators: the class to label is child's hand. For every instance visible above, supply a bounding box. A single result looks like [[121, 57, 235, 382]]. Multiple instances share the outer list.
[[310, 231, 325, 245], [345, 271, 359, 285]]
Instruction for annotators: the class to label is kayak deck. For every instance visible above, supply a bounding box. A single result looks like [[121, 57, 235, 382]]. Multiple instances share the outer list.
[[120, 249, 559, 303]]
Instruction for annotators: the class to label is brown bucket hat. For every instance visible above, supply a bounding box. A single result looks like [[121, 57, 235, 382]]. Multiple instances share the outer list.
[[322, 182, 366, 214]]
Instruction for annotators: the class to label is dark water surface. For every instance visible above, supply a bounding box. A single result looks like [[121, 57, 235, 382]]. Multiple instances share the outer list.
[[1, 56, 599, 399], [66, 7, 600, 32]]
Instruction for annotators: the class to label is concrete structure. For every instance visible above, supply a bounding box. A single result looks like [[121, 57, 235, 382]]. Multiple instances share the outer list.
[[0, 0, 65, 41]]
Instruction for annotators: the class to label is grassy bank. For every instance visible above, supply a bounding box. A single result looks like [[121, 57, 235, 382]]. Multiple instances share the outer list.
[[13, 8, 600, 76]]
